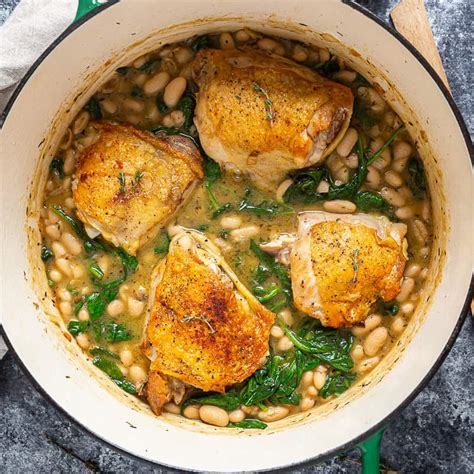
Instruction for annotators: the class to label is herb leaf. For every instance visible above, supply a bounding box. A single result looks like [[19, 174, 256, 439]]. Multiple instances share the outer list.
[[238, 188, 293, 217], [190, 35, 210, 52], [178, 94, 196, 131], [84, 98, 102, 120], [354, 191, 390, 212], [88, 262, 104, 280], [319, 371, 357, 398], [92, 320, 132, 342], [182, 390, 241, 412], [228, 420, 267, 430], [407, 157, 426, 199], [49, 158, 64, 179], [93, 355, 137, 394], [89, 346, 119, 359], [154, 231, 170, 254], [41, 245, 54, 261], [67, 320, 89, 336], [252, 82, 275, 123]]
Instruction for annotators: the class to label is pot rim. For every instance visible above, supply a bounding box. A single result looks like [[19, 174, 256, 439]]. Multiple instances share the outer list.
[[1, 0, 472, 470]]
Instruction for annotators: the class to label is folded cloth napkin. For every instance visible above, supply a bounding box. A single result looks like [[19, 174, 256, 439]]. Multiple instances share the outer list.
[[0, 0, 76, 112], [0, 0, 76, 358]]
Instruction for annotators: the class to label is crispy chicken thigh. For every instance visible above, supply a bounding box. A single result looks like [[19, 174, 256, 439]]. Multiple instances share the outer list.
[[192, 48, 353, 192], [290, 212, 408, 328], [73, 122, 203, 255], [142, 230, 274, 414]]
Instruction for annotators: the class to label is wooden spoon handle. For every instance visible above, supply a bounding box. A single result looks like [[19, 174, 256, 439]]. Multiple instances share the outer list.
[[391, 0, 451, 93]]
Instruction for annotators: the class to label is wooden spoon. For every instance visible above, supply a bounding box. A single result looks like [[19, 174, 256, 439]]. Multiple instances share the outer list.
[[391, 0, 451, 93]]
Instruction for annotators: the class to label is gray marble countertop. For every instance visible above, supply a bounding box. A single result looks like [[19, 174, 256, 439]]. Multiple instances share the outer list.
[[0, 0, 472, 472]]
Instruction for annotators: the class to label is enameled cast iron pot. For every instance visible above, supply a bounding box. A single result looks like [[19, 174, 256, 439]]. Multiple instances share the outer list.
[[0, 0, 472, 471]]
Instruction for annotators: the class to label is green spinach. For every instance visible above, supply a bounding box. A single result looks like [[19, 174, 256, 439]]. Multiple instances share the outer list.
[[227, 420, 267, 430], [41, 245, 53, 261], [319, 371, 357, 398], [49, 157, 64, 179], [93, 355, 137, 394]]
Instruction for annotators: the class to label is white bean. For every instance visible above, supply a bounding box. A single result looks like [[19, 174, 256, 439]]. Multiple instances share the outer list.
[[163, 402, 180, 414], [292, 45, 308, 62], [123, 97, 144, 113], [132, 54, 149, 69], [393, 141, 412, 161], [170, 110, 185, 128], [318, 48, 330, 62], [63, 149, 76, 175], [230, 225, 259, 242], [61, 232, 82, 255], [76, 333, 90, 350], [129, 365, 147, 384], [183, 404, 200, 420], [344, 152, 359, 169], [72, 111, 90, 135], [128, 297, 144, 317], [229, 409, 245, 423], [405, 263, 421, 278], [396, 277, 415, 302], [199, 405, 229, 427], [351, 344, 365, 362], [313, 367, 327, 390], [395, 206, 415, 220], [143, 71, 170, 96], [120, 349, 134, 367], [257, 405, 289, 422], [305, 386, 318, 397], [78, 308, 90, 321], [234, 30, 250, 42], [258, 38, 282, 53], [174, 47, 193, 64], [219, 32, 235, 50], [59, 128, 73, 150], [276, 336, 293, 351], [323, 200, 356, 214], [276, 178, 293, 203], [316, 180, 330, 193], [381, 187, 406, 207], [351, 313, 382, 337], [301, 371, 314, 388], [401, 302, 415, 315], [384, 170, 403, 188], [278, 308, 294, 326], [366, 166, 381, 188], [163, 77, 187, 107], [59, 301, 72, 317], [300, 397, 315, 411], [336, 128, 358, 158], [270, 325, 284, 339], [333, 70, 357, 83], [56, 257, 72, 276], [390, 316, 406, 335], [101, 98, 118, 115], [107, 299, 124, 317], [363, 327, 388, 356], [49, 268, 62, 282], [413, 219, 429, 244], [45, 224, 61, 240], [220, 215, 242, 230]]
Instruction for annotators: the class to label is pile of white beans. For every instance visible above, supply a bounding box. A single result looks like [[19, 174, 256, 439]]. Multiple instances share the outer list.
[[41, 28, 432, 427]]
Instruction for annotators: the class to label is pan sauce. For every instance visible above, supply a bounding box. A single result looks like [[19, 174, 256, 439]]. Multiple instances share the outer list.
[[39, 29, 432, 428]]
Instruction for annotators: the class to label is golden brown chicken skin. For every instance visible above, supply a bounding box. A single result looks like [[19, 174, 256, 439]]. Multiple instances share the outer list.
[[142, 230, 274, 414], [192, 48, 353, 192], [73, 122, 203, 255], [290, 212, 407, 328]]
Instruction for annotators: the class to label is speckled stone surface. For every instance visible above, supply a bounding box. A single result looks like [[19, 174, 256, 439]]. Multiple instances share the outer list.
[[0, 0, 472, 472]]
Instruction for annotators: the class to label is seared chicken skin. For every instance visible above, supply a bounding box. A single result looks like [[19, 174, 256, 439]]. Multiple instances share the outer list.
[[192, 48, 353, 192], [262, 212, 407, 328], [142, 230, 274, 414], [73, 122, 203, 255], [291, 212, 408, 327]]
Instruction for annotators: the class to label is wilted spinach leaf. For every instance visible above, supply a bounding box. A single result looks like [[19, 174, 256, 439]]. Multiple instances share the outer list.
[[84, 98, 102, 119], [228, 420, 267, 429], [49, 157, 64, 179], [319, 371, 357, 398], [407, 157, 426, 199]]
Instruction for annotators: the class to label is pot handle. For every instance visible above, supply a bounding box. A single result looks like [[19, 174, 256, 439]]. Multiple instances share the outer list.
[[75, 0, 104, 22], [357, 429, 384, 474]]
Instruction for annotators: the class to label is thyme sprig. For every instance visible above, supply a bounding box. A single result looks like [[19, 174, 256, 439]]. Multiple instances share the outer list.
[[252, 82, 275, 125], [181, 314, 216, 334]]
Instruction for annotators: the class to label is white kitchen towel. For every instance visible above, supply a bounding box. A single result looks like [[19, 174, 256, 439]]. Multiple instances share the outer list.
[[0, 0, 76, 111], [0, 0, 76, 358]]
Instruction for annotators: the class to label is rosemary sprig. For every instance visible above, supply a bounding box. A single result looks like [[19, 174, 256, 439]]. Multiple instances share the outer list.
[[350, 248, 360, 284]]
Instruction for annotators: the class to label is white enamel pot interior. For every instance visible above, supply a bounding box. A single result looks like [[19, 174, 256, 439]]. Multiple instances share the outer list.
[[0, 0, 472, 471]]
